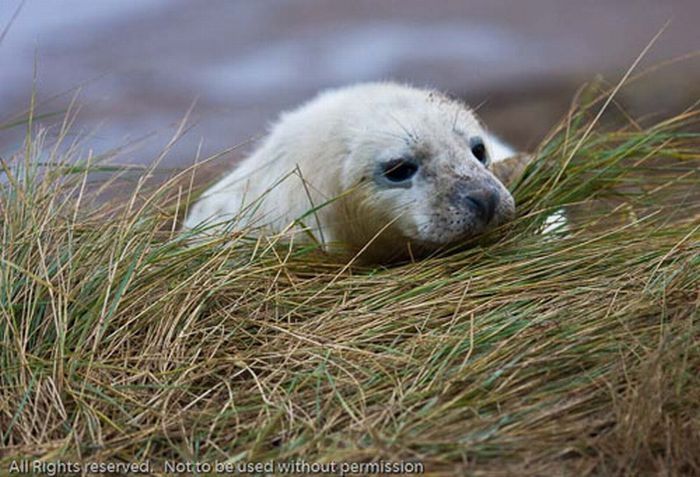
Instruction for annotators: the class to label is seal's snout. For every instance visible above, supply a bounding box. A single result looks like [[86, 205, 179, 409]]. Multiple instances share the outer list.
[[452, 185, 499, 224]]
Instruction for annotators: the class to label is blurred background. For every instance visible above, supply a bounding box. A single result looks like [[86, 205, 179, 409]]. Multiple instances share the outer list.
[[1, 0, 699, 168]]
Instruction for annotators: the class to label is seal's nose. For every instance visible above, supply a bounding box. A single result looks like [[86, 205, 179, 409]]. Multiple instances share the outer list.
[[455, 188, 498, 223]]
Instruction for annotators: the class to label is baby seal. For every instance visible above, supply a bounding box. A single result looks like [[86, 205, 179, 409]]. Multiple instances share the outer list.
[[184, 82, 517, 262]]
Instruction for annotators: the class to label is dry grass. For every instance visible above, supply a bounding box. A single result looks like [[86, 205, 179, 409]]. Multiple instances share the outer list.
[[1, 85, 699, 476]]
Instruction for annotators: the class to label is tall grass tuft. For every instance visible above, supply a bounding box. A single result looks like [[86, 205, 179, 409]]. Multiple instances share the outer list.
[[1, 85, 698, 475]]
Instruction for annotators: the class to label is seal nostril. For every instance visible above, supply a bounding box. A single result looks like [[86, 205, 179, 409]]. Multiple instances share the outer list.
[[463, 190, 497, 223], [463, 196, 484, 215]]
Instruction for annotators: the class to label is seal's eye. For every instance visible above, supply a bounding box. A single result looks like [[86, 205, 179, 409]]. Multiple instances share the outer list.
[[382, 159, 418, 183], [472, 141, 487, 164], [469, 136, 489, 165]]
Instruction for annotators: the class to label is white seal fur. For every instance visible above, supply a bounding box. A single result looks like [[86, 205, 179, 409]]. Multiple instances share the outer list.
[[184, 83, 518, 262]]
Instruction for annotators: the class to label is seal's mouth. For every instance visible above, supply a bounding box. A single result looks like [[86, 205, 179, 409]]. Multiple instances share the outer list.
[[413, 227, 491, 248], [407, 195, 516, 248], [404, 223, 508, 256]]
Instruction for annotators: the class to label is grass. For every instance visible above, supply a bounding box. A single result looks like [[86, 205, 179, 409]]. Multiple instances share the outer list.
[[0, 83, 699, 476]]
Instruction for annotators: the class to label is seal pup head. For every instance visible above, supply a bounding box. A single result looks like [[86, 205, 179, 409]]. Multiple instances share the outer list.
[[337, 85, 515, 260]]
